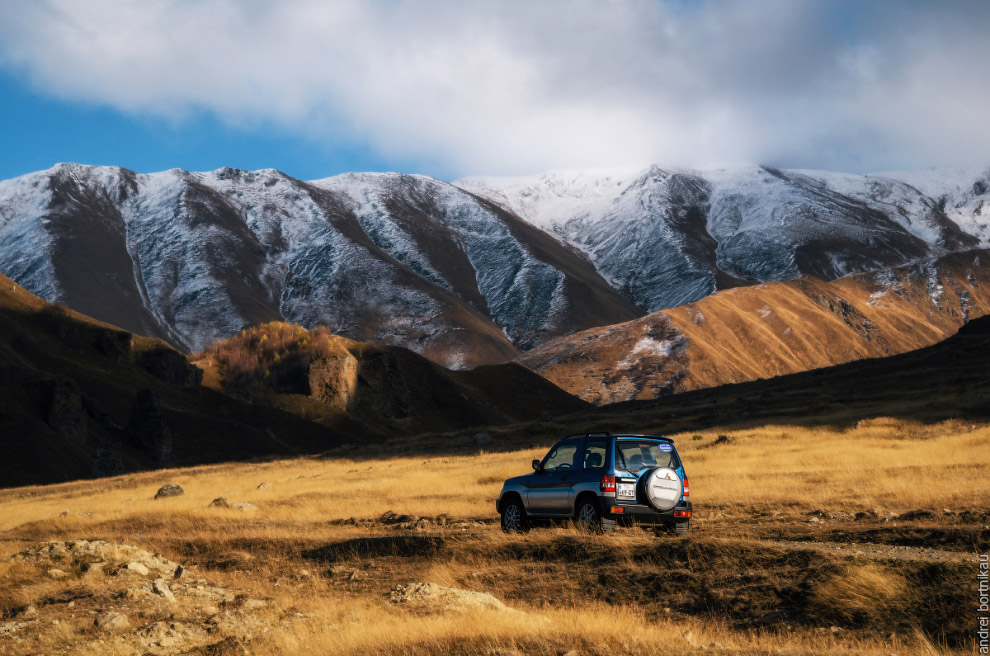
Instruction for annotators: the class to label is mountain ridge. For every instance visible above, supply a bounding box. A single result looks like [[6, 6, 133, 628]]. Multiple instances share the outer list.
[[2, 161, 988, 370], [519, 248, 990, 404]]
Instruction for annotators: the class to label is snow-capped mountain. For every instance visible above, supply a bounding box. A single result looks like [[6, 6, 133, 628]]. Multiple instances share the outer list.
[[0, 163, 640, 367], [0, 162, 987, 369], [457, 164, 985, 312], [878, 166, 990, 245]]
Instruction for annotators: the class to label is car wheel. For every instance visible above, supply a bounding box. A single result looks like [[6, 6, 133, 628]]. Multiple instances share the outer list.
[[500, 499, 528, 533], [576, 498, 615, 532]]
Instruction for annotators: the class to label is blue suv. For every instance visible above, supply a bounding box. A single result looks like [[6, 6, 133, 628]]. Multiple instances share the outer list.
[[496, 432, 692, 535]]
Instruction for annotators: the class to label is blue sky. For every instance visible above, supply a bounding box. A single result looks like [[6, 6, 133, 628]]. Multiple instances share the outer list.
[[2, 1, 989, 182], [0, 70, 400, 181]]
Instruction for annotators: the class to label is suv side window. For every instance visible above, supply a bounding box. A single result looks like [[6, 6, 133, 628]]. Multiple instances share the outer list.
[[582, 439, 607, 470], [542, 440, 579, 472]]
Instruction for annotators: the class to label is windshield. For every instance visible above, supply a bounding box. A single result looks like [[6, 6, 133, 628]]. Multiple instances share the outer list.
[[615, 440, 679, 473]]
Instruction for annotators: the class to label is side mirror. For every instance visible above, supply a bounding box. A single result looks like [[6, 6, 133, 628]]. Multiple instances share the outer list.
[[531, 459, 541, 472]]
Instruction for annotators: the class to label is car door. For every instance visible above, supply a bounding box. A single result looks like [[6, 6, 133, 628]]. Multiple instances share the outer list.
[[526, 439, 580, 515]]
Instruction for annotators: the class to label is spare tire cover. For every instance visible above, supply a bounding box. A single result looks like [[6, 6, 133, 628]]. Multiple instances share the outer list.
[[641, 467, 683, 511]]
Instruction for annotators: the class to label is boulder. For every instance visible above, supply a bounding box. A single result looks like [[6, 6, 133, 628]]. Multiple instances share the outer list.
[[152, 578, 176, 602], [94, 612, 129, 631], [388, 582, 513, 613], [127, 562, 150, 576], [129, 390, 173, 465], [154, 483, 184, 499], [83, 562, 106, 577], [208, 497, 231, 508]]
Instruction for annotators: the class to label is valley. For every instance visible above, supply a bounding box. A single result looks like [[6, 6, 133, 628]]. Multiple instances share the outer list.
[[1, 416, 986, 655], [1, 162, 989, 655]]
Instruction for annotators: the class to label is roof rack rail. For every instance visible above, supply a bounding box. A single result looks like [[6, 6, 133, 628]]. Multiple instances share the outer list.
[[565, 432, 674, 443], [621, 434, 674, 443]]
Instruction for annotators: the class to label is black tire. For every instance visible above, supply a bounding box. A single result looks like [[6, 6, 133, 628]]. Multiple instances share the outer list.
[[575, 497, 616, 533], [500, 498, 529, 533]]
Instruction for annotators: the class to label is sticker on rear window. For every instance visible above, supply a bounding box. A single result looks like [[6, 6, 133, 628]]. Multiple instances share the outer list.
[[658, 443, 672, 452]]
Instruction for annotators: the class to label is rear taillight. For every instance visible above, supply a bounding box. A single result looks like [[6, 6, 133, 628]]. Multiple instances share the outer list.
[[682, 477, 690, 498], [600, 474, 615, 493]]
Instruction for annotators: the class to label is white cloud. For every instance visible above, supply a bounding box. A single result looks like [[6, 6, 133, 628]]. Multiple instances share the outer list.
[[1, 0, 989, 177]]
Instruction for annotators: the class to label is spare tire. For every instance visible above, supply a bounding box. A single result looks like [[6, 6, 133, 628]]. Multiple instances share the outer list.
[[640, 467, 683, 512]]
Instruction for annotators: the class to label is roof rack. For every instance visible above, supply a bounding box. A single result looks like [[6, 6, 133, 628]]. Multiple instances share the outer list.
[[564, 432, 673, 443]]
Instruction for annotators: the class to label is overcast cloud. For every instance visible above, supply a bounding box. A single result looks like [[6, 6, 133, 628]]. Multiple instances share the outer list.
[[1, 0, 988, 177]]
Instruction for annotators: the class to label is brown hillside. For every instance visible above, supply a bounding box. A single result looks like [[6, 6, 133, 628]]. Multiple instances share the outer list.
[[0, 275, 378, 488], [192, 322, 589, 434], [519, 249, 990, 404]]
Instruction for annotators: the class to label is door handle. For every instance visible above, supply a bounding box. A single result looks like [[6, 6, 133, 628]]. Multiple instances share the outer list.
[[559, 475, 568, 481]]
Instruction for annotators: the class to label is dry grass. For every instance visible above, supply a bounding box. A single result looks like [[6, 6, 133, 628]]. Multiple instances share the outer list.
[[811, 563, 910, 625], [3, 417, 985, 535], [1, 416, 986, 655], [251, 600, 911, 656], [669, 418, 990, 511]]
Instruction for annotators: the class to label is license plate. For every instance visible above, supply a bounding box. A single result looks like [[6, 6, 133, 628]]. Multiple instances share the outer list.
[[617, 483, 636, 499]]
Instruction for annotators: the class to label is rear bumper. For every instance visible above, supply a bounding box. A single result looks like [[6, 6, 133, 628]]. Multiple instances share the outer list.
[[605, 500, 692, 525]]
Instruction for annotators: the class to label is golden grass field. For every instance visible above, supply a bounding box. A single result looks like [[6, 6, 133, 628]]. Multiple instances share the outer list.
[[1, 417, 988, 655]]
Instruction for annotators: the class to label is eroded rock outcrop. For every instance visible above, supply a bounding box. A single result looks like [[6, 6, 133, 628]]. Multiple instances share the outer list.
[[357, 351, 412, 418], [137, 346, 203, 388], [27, 377, 87, 443], [128, 389, 173, 465], [307, 350, 359, 411]]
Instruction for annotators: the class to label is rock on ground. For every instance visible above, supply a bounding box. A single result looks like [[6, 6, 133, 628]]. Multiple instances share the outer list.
[[389, 582, 512, 613], [9, 540, 275, 655], [94, 612, 130, 631], [154, 483, 184, 499], [152, 578, 176, 602], [16, 539, 180, 577]]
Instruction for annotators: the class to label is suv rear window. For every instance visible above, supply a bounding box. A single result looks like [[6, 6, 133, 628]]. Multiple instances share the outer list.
[[615, 440, 679, 472]]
